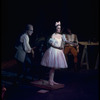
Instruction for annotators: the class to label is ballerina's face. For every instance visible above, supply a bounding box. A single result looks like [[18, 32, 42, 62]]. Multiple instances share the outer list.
[[56, 25, 61, 33]]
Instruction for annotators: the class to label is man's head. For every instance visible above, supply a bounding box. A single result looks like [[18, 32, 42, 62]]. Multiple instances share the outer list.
[[67, 28, 71, 34], [25, 24, 33, 36]]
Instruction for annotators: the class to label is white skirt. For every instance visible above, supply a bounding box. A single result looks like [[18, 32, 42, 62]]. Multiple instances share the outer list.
[[41, 47, 68, 69]]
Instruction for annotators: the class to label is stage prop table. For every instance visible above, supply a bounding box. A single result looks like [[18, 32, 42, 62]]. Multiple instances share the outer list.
[[79, 41, 99, 70]]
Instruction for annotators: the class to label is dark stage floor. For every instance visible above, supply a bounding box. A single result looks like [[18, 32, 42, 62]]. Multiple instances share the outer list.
[[1, 63, 99, 100]]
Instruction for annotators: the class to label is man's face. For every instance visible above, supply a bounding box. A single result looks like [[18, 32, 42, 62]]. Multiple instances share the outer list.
[[67, 29, 71, 34], [27, 26, 33, 36], [56, 26, 61, 33]]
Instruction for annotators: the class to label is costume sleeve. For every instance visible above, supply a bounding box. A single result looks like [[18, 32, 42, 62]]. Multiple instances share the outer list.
[[62, 34, 73, 44], [49, 34, 56, 44], [23, 35, 32, 53], [48, 34, 59, 47], [62, 34, 67, 41], [49, 38, 56, 44]]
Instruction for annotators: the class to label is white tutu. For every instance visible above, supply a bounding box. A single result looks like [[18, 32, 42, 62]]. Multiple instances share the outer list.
[[41, 33, 68, 69]]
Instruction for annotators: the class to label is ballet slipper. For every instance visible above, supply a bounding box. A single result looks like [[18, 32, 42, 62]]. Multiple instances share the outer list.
[[49, 81, 54, 86], [53, 81, 59, 85]]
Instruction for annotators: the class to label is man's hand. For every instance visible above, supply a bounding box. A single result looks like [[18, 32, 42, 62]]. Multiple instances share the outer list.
[[76, 45, 79, 53], [31, 47, 36, 57], [77, 48, 79, 53], [73, 43, 78, 46], [31, 49, 34, 58], [32, 47, 36, 50]]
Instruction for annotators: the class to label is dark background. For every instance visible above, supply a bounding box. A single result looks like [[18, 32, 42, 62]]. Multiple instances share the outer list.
[[1, 0, 99, 61]]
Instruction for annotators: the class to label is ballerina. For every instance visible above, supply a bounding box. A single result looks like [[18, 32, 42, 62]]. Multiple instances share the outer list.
[[41, 21, 76, 85]]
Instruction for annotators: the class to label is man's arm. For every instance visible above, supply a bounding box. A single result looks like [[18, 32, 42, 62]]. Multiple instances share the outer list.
[[23, 35, 32, 53], [75, 34, 79, 52], [62, 34, 78, 46]]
